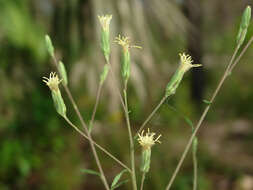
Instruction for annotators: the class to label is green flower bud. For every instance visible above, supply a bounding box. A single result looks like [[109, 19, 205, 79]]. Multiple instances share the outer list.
[[45, 35, 55, 57], [114, 35, 141, 84], [138, 129, 161, 173], [58, 61, 68, 86], [98, 15, 112, 62], [165, 53, 201, 97], [51, 89, 67, 117], [141, 148, 151, 173], [43, 72, 66, 117], [237, 6, 251, 46]]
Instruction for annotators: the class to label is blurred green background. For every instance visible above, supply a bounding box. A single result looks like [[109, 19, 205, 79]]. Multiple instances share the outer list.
[[1, 0, 253, 189]]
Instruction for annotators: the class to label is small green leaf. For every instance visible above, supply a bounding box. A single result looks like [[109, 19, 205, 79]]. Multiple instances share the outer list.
[[111, 169, 127, 189], [203, 99, 212, 105], [80, 169, 101, 176], [111, 179, 129, 190]]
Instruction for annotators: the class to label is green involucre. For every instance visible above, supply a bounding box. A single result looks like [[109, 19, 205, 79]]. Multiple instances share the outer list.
[[51, 90, 66, 117], [140, 148, 151, 173]]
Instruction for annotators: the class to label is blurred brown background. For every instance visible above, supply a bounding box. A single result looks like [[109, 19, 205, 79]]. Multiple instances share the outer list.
[[0, 0, 253, 189]]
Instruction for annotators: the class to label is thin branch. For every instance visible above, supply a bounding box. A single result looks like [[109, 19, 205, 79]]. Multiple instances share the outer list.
[[89, 83, 103, 133], [165, 36, 253, 190], [140, 172, 146, 190], [63, 116, 131, 173], [123, 83, 138, 190], [51, 56, 110, 190]]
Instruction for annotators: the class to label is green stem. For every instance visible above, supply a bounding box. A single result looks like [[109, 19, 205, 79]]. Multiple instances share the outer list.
[[89, 83, 103, 133], [135, 95, 167, 138], [123, 83, 138, 190], [192, 146, 198, 190], [140, 172, 146, 190], [165, 36, 253, 190], [52, 56, 110, 190], [63, 116, 131, 173]]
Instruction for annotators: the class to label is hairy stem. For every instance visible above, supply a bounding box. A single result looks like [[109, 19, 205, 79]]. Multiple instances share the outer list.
[[165, 36, 253, 190]]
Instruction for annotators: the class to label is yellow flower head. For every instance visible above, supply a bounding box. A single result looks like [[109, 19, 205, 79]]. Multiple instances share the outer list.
[[98, 15, 112, 32], [114, 35, 142, 52], [43, 72, 62, 91], [179, 53, 202, 72], [138, 128, 161, 150]]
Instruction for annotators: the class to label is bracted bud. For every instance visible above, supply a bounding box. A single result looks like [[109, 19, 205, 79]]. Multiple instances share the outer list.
[[45, 35, 55, 57], [98, 15, 112, 62], [114, 35, 141, 84], [138, 129, 161, 173], [43, 72, 66, 117], [237, 6, 251, 46], [165, 53, 201, 97]]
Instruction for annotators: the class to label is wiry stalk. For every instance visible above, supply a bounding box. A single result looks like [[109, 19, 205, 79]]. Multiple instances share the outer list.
[[192, 146, 198, 190], [51, 56, 110, 190], [165, 36, 253, 190], [123, 83, 138, 190], [89, 83, 103, 133], [135, 95, 167, 138], [63, 116, 131, 172], [140, 172, 146, 190]]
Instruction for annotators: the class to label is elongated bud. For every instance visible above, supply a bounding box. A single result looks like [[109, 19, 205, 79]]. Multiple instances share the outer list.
[[98, 15, 112, 62], [165, 53, 201, 97], [99, 64, 110, 85], [43, 72, 67, 117], [114, 35, 141, 84], [237, 6, 251, 46], [45, 35, 55, 57], [138, 129, 161, 173], [58, 61, 68, 86], [141, 149, 151, 173], [51, 90, 67, 117]]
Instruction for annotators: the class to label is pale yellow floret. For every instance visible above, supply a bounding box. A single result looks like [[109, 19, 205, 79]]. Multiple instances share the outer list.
[[42, 72, 62, 91], [138, 128, 161, 150], [114, 35, 142, 52], [179, 53, 202, 72], [98, 15, 112, 32]]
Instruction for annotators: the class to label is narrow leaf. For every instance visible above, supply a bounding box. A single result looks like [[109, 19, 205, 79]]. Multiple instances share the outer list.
[[111, 179, 129, 190], [111, 169, 127, 189], [80, 169, 101, 176]]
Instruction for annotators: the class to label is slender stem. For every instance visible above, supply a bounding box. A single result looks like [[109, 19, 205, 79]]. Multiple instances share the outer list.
[[192, 145, 198, 190], [123, 83, 138, 190], [165, 37, 253, 190], [89, 83, 103, 133], [52, 56, 110, 190], [140, 172, 146, 190], [63, 116, 131, 173], [135, 95, 167, 138]]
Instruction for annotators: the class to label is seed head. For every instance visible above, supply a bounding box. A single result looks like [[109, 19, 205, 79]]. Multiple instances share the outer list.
[[179, 53, 201, 72], [138, 129, 161, 150], [98, 15, 112, 32], [43, 72, 62, 91]]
